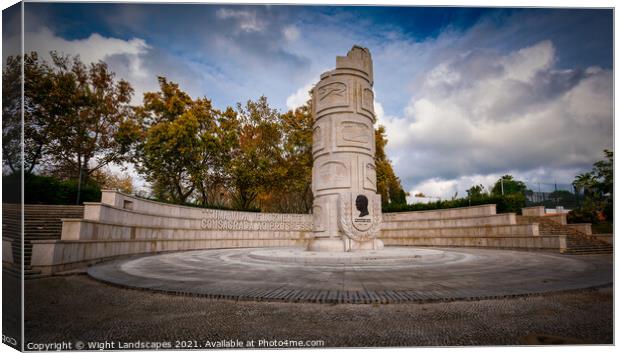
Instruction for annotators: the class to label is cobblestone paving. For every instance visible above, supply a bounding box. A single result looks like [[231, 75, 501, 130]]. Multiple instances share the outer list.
[[87, 247, 613, 303], [25, 275, 612, 347]]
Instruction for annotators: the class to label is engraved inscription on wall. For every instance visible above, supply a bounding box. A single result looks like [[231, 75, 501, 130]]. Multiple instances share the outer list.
[[200, 210, 313, 231]]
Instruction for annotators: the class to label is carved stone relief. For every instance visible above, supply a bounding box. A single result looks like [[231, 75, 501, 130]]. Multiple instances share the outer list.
[[317, 160, 350, 190], [316, 81, 348, 113], [341, 121, 369, 143], [336, 119, 371, 149], [338, 192, 381, 240], [313, 125, 325, 152], [362, 88, 374, 115], [364, 163, 377, 190]]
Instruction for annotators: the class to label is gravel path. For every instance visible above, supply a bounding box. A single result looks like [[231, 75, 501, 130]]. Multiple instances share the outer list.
[[25, 275, 613, 347]]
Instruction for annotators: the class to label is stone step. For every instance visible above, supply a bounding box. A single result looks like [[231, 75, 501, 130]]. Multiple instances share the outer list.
[[383, 214, 516, 229], [3, 263, 43, 278], [567, 245, 612, 249], [22, 217, 82, 221], [24, 228, 63, 232], [20, 212, 83, 216], [22, 224, 73, 228], [23, 222, 71, 226], [564, 250, 613, 255], [567, 240, 608, 245], [3, 205, 78, 245], [381, 224, 537, 238], [567, 244, 612, 249]]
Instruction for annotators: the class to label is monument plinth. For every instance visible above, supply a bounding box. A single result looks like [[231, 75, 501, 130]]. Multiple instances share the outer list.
[[308, 45, 383, 252]]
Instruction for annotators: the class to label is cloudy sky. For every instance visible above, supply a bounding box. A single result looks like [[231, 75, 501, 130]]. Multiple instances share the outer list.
[[4, 2, 613, 201]]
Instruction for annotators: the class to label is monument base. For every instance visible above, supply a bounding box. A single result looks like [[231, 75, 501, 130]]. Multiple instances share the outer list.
[[307, 237, 384, 252], [345, 238, 384, 251], [307, 238, 345, 252]]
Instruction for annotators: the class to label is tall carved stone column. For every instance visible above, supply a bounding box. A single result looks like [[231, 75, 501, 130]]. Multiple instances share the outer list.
[[308, 46, 383, 252]]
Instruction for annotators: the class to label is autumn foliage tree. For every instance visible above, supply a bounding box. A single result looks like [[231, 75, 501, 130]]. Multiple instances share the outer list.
[[91, 168, 134, 194], [258, 101, 313, 213], [228, 96, 285, 210], [2, 52, 135, 203], [375, 125, 407, 206], [3, 52, 135, 175], [2, 52, 51, 175], [43, 53, 134, 186], [130, 77, 228, 204]]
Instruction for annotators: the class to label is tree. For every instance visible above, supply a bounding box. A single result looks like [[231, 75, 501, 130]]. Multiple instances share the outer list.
[[228, 96, 284, 210], [43, 53, 134, 175], [375, 125, 407, 206], [91, 168, 134, 194], [491, 175, 528, 196], [2, 52, 136, 203], [572, 172, 598, 197], [263, 101, 313, 213], [193, 105, 239, 207], [38, 53, 135, 204], [2, 54, 25, 175], [133, 77, 222, 204], [593, 149, 613, 197], [3, 52, 56, 175], [570, 150, 613, 222], [467, 184, 487, 198]]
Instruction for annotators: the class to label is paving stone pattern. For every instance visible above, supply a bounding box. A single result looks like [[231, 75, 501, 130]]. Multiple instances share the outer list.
[[87, 247, 612, 304]]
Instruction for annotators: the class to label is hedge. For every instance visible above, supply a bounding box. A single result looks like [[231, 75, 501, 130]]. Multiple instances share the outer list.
[[3, 172, 101, 205], [382, 194, 526, 214]]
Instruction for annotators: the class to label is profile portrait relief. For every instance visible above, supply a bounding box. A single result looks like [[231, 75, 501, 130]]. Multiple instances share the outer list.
[[355, 195, 369, 217]]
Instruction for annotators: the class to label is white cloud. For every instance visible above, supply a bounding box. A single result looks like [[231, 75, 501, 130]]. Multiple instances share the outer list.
[[285, 81, 314, 110], [11, 27, 158, 106], [426, 62, 461, 87], [216, 8, 265, 33], [501, 40, 555, 81], [24, 27, 150, 77], [374, 100, 409, 150], [388, 40, 612, 196], [408, 174, 500, 202], [407, 166, 584, 202]]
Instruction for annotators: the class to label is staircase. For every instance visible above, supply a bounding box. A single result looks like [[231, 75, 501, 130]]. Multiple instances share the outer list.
[[517, 215, 613, 255], [3, 204, 84, 277]]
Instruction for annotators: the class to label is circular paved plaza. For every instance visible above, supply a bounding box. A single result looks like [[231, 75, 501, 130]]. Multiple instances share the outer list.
[[87, 246, 612, 304]]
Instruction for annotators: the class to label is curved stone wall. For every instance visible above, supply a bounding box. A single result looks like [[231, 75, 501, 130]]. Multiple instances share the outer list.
[[31, 191, 313, 274], [27, 190, 564, 275]]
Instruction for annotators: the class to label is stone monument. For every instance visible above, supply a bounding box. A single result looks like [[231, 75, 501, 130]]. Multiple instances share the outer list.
[[308, 45, 383, 252]]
